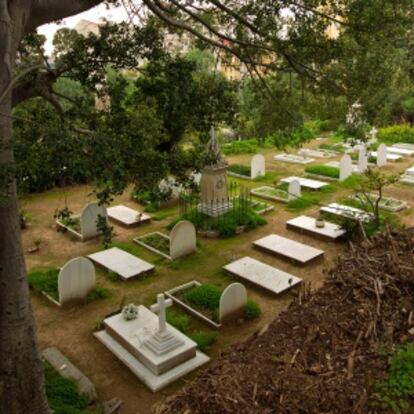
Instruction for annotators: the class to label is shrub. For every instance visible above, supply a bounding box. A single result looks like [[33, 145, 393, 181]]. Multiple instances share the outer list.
[[378, 124, 414, 144], [227, 164, 251, 177], [27, 268, 59, 299], [245, 300, 261, 319], [374, 345, 414, 412], [189, 331, 218, 352], [305, 165, 340, 179], [222, 139, 259, 155], [45, 363, 89, 414], [184, 284, 222, 311]]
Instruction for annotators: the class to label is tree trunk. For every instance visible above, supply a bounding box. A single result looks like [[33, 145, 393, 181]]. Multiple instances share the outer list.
[[0, 8, 49, 414]]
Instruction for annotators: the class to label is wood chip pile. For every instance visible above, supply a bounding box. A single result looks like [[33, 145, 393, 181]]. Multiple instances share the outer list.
[[155, 228, 414, 414]]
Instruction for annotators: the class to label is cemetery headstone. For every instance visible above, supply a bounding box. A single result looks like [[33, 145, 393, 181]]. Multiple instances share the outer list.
[[169, 220, 197, 260], [80, 202, 107, 240], [358, 145, 368, 173], [251, 154, 265, 179], [288, 179, 301, 201], [219, 282, 247, 323], [339, 154, 352, 181], [377, 143, 387, 167], [58, 257, 96, 305]]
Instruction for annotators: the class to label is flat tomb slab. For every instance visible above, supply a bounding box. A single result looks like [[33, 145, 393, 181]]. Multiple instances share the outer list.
[[103, 307, 196, 375], [393, 143, 414, 151], [387, 147, 414, 156], [274, 153, 315, 164], [223, 256, 302, 295], [95, 330, 209, 392], [320, 203, 373, 223], [280, 176, 328, 190], [371, 151, 402, 161], [405, 166, 414, 176], [286, 215, 346, 241], [88, 247, 154, 280], [107, 205, 150, 226], [325, 161, 360, 173], [253, 234, 324, 264]]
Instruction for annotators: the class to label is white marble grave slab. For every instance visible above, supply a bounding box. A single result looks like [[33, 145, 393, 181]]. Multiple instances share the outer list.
[[387, 147, 414, 156], [286, 215, 346, 241], [325, 161, 359, 173], [371, 151, 402, 161], [108, 205, 151, 226], [253, 234, 324, 264], [298, 148, 336, 158], [393, 143, 414, 151], [223, 256, 302, 295], [280, 176, 328, 190], [88, 247, 154, 280], [274, 153, 315, 164], [320, 203, 373, 223]]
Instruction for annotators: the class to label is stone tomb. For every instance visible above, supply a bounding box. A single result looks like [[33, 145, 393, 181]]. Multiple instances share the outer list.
[[358, 145, 368, 173], [387, 146, 414, 156], [280, 176, 328, 190], [107, 205, 150, 227], [58, 257, 96, 306], [298, 148, 336, 158], [393, 143, 414, 151], [135, 220, 196, 260], [320, 203, 373, 223], [251, 154, 266, 179], [219, 282, 247, 323], [88, 247, 154, 281], [339, 154, 353, 181], [56, 201, 107, 241], [288, 179, 301, 201], [224, 256, 302, 295], [94, 294, 209, 391], [400, 166, 414, 185], [274, 153, 315, 165], [286, 215, 346, 242], [253, 234, 324, 265], [371, 150, 402, 162]]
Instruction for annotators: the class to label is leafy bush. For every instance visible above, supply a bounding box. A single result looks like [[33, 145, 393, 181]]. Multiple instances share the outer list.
[[245, 300, 261, 319], [378, 124, 414, 144], [189, 331, 218, 352], [305, 165, 340, 179], [184, 284, 222, 311], [374, 345, 414, 412], [45, 363, 89, 414], [222, 139, 260, 155], [27, 268, 59, 299], [227, 164, 251, 177]]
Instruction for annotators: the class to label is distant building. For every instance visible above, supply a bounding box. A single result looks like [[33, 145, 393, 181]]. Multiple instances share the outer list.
[[73, 19, 102, 37]]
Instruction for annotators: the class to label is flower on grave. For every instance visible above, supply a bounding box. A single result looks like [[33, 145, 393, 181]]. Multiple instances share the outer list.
[[122, 304, 139, 321]]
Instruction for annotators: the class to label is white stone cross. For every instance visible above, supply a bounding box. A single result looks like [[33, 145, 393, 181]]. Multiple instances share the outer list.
[[370, 127, 378, 140], [150, 294, 173, 333]]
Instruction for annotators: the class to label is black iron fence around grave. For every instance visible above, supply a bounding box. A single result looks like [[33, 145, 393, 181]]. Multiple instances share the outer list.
[[178, 182, 254, 232]]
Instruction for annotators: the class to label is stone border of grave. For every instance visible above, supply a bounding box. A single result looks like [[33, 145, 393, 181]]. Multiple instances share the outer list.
[[56, 213, 84, 240], [249, 199, 275, 214], [227, 170, 253, 181], [304, 172, 338, 182], [134, 231, 172, 260], [349, 193, 408, 213], [274, 153, 315, 164], [250, 186, 289, 202], [165, 281, 221, 329]]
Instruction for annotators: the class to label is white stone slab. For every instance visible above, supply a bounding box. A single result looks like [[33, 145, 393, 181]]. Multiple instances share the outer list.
[[371, 151, 402, 161], [280, 176, 328, 190], [108, 205, 151, 226], [298, 148, 336, 158], [253, 234, 324, 264], [286, 215, 346, 241], [405, 166, 414, 176], [376, 143, 387, 167], [274, 153, 315, 164], [223, 256, 302, 295], [88, 247, 154, 280], [387, 147, 414, 156], [400, 174, 414, 185], [94, 331, 209, 392], [320, 203, 373, 223], [393, 143, 414, 151], [251, 154, 265, 179]]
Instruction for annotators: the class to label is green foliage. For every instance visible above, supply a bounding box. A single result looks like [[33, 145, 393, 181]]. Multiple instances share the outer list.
[[96, 215, 114, 248], [166, 309, 191, 333], [87, 286, 109, 302], [305, 165, 340, 179], [222, 139, 262, 155], [189, 331, 218, 353], [27, 268, 59, 300], [373, 345, 414, 412], [184, 284, 222, 311], [227, 164, 251, 177], [304, 119, 335, 134], [378, 124, 414, 144], [139, 233, 170, 256], [319, 143, 346, 153], [245, 300, 261, 320], [287, 195, 316, 211], [44, 363, 90, 414]]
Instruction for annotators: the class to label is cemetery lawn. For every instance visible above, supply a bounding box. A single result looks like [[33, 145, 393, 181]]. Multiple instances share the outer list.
[[22, 139, 414, 414]]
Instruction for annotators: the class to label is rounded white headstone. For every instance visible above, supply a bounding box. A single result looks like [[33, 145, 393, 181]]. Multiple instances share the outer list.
[[377, 143, 387, 167], [58, 257, 96, 305], [169, 220, 197, 260], [251, 154, 266, 179], [219, 282, 247, 323], [80, 202, 107, 240], [339, 154, 352, 181], [288, 179, 301, 201]]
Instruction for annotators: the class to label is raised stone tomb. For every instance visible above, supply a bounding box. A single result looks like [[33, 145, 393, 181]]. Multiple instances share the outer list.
[[107, 205, 150, 227], [286, 215, 346, 241]]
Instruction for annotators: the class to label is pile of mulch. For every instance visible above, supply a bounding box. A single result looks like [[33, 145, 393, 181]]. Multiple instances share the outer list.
[[155, 228, 414, 414]]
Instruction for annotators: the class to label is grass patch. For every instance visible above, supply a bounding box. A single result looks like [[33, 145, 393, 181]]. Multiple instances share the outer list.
[[28, 268, 59, 300], [305, 165, 340, 179], [228, 164, 251, 177], [287, 194, 317, 211], [336, 175, 363, 189], [138, 233, 170, 256], [319, 143, 346, 153]]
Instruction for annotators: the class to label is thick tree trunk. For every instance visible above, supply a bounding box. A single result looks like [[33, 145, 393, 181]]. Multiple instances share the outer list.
[[0, 6, 49, 414]]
